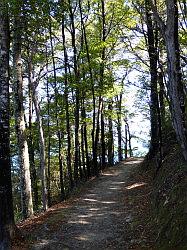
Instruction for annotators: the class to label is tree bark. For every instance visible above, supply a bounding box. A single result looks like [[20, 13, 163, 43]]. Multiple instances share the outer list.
[[28, 68, 39, 211], [101, 110, 106, 168], [158, 72, 165, 128], [0, 2, 16, 248], [150, 0, 187, 160], [116, 94, 123, 162], [108, 101, 114, 166], [58, 132, 65, 201], [49, 19, 65, 200], [126, 121, 133, 157], [61, 5, 74, 190], [145, 0, 159, 157], [45, 50, 51, 207], [13, 4, 33, 219], [78, 0, 96, 170], [81, 97, 90, 178], [125, 124, 128, 159], [68, 0, 80, 185], [32, 86, 48, 211], [165, 0, 187, 159]]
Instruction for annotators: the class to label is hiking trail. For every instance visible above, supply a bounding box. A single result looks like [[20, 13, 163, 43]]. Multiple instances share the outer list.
[[13, 158, 154, 250]]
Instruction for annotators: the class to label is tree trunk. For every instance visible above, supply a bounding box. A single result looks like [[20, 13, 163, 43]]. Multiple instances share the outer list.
[[99, 0, 107, 169], [125, 124, 128, 159], [116, 94, 123, 162], [78, 0, 96, 170], [13, 5, 33, 219], [0, 2, 16, 248], [46, 57, 51, 207], [58, 133, 65, 201], [81, 123, 86, 179], [68, 0, 80, 185], [151, 0, 187, 160], [126, 121, 133, 157], [49, 20, 65, 200], [101, 111, 106, 168], [165, 0, 187, 160], [81, 99, 87, 179], [27, 58, 39, 211], [145, 0, 159, 157], [32, 85, 48, 211], [61, 6, 74, 190], [81, 100, 90, 178], [158, 72, 165, 128], [108, 101, 114, 166]]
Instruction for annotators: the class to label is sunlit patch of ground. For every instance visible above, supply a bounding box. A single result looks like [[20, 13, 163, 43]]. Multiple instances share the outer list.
[[125, 182, 147, 190]]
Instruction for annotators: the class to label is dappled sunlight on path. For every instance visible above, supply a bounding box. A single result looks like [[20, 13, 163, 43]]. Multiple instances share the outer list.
[[14, 158, 154, 250]]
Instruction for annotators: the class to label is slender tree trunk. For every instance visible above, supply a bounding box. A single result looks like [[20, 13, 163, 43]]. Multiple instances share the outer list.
[[95, 0, 107, 172], [158, 72, 165, 128], [58, 132, 65, 201], [28, 66, 39, 211], [81, 123, 86, 179], [101, 110, 106, 168], [117, 94, 123, 162], [78, 0, 96, 169], [46, 58, 51, 207], [13, 5, 33, 219], [145, 0, 159, 157], [81, 99, 87, 179], [61, 7, 74, 190], [74, 94, 80, 184], [108, 101, 114, 166], [125, 124, 128, 159], [126, 121, 133, 157], [68, 0, 80, 184], [32, 85, 48, 211], [94, 97, 103, 175], [0, 2, 16, 248], [82, 100, 90, 178], [49, 19, 65, 200], [92, 0, 107, 174]]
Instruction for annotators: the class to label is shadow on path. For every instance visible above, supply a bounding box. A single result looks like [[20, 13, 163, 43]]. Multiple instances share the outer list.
[[14, 158, 153, 250]]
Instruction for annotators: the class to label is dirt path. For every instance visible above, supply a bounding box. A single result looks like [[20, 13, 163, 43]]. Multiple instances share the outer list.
[[14, 158, 154, 250]]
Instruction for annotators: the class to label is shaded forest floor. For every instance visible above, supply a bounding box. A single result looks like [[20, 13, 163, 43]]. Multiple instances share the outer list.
[[12, 158, 156, 249]]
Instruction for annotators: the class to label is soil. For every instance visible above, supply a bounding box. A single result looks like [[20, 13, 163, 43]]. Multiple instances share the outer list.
[[12, 158, 155, 250]]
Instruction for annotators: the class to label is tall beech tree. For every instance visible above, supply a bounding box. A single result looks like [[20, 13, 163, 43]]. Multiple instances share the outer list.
[[0, 1, 15, 248], [61, 2, 74, 190], [12, 1, 33, 219], [68, 0, 81, 185]]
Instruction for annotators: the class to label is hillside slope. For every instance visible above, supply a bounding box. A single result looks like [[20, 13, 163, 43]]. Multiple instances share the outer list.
[[144, 141, 187, 249]]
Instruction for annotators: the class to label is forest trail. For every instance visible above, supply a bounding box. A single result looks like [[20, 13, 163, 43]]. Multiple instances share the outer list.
[[14, 158, 154, 250]]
